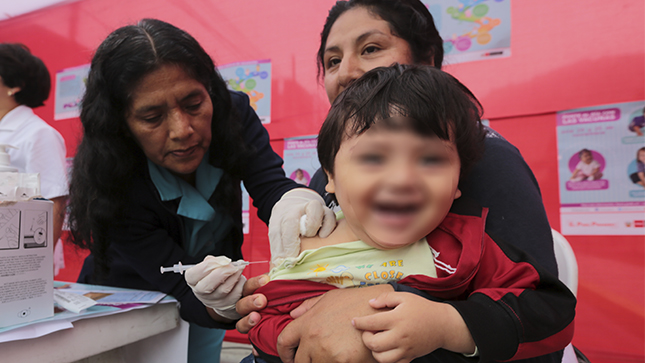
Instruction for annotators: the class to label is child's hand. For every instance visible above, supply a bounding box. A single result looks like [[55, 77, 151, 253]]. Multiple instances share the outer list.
[[352, 291, 475, 363]]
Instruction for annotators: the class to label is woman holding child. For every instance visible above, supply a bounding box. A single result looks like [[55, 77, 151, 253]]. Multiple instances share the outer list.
[[220, 0, 573, 362], [239, 64, 575, 363]]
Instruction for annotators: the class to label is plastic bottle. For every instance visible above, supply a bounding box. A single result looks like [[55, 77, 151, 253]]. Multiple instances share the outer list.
[[0, 144, 18, 172]]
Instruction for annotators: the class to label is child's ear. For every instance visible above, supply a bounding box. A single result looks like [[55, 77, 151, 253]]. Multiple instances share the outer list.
[[324, 171, 335, 194], [454, 188, 462, 200]]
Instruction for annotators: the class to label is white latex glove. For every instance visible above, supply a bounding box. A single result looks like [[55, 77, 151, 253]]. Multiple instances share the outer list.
[[184, 255, 246, 320], [268, 188, 336, 266]]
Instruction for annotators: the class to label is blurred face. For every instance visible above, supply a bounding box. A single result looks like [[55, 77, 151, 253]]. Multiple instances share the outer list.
[[126, 64, 212, 183], [580, 151, 593, 164], [326, 123, 461, 250], [323, 6, 414, 103], [638, 150, 645, 163]]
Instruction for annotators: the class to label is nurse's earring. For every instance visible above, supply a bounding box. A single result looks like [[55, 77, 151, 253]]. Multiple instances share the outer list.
[[7, 87, 19, 97]]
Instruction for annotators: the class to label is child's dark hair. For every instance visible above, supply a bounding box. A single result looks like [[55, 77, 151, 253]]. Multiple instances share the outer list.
[[578, 149, 592, 158], [318, 64, 485, 179]]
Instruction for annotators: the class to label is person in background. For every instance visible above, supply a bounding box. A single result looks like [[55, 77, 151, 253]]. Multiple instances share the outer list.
[[630, 147, 645, 187], [0, 43, 68, 251], [231, 1, 564, 362], [66, 19, 334, 363], [628, 107, 644, 136], [242, 64, 574, 363], [292, 168, 308, 185]]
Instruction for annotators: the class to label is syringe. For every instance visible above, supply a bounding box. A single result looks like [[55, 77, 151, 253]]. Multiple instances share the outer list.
[[160, 260, 267, 274]]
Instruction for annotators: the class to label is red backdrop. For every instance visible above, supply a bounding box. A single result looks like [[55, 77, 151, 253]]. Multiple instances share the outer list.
[[0, 1, 642, 360]]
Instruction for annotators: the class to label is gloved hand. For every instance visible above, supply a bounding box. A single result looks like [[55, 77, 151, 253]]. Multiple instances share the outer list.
[[268, 188, 336, 266], [185, 255, 246, 320]]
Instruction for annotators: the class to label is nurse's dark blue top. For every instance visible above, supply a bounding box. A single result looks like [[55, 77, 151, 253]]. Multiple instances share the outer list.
[[78, 91, 299, 329]]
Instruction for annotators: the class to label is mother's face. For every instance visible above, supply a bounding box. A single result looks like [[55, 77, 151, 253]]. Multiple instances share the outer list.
[[322, 6, 414, 103], [126, 64, 213, 183]]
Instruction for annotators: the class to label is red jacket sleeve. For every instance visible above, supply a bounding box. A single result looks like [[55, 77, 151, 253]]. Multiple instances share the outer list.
[[399, 203, 576, 362], [249, 280, 337, 358]]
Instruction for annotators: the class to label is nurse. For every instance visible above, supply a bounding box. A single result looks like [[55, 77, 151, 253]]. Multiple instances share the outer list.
[[232, 1, 564, 362], [66, 19, 334, 362], [0, 43, 68, 247]]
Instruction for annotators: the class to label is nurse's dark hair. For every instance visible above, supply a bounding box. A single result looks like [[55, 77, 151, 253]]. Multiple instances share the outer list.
[[0, 43, 51, 108], [317, 0, 444, 79], [68, 18, 248, 279], [318, 64, 484, 179]]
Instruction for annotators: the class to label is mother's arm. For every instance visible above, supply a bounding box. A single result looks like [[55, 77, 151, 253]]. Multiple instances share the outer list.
[[460, 127, 558, 275]]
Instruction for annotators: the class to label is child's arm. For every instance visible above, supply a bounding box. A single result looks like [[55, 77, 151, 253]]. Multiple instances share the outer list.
[[352, 292, 475, 362], [277, 284, 393, 363], [353, 232, 575, 362], [569, 167, 581, 180]]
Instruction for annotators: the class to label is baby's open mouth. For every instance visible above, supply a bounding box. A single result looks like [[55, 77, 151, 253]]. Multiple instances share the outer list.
[[374, 201, 420, 216]]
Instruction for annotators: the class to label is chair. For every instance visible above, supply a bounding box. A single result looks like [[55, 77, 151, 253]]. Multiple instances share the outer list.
[[552, 229, 578, 295], [551, 230, 590, 363]]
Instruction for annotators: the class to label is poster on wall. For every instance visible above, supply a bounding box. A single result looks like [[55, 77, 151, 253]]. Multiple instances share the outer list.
[[219, 59, 272, 124], [422, 0, 511, 64], [54, 64, 90, 120], [556, 101, 645, 236], [283, 135, 319, 187]]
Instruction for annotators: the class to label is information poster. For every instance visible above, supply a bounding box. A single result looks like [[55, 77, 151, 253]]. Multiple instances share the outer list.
[[54, 64, 90, 120], [283, 136, 319, 187], [219, 59, 272, 124], [556, 101, 645, 235], [423, 0, 511, 64]]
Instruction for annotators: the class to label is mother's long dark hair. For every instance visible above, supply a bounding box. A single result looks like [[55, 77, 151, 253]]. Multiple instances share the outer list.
[[67, 19, 247, 278]]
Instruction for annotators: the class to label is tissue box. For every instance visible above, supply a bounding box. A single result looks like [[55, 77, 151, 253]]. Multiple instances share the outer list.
[[0, 199, 54, 328]]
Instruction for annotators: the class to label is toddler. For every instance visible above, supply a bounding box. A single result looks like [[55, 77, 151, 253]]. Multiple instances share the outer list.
[[570, 148, 603, 181], [248, 64, 576, 363]]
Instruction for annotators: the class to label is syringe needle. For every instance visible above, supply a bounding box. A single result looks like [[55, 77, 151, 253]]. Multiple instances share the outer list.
[[160, 260, 268, 274]]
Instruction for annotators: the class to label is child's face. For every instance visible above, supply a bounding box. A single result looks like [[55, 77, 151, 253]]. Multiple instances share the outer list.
[[638, 150, 645, 163], [580, 151, 593, 164], [325, 125, 462, 250]]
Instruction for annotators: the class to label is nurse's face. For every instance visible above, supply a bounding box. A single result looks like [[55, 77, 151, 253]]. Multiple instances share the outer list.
[[322, 6, 415, 103], [126, 64, 213, 183]]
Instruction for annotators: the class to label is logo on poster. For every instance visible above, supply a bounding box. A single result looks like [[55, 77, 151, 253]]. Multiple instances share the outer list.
[[568, 221, 616, 228]]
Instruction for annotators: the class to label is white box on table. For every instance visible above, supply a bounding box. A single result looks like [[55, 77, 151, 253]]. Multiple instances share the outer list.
[[0, 199, 54, 328]]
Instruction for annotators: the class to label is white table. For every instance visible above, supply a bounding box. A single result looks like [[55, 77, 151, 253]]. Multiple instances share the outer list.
[[0, 302, 189, 363]]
